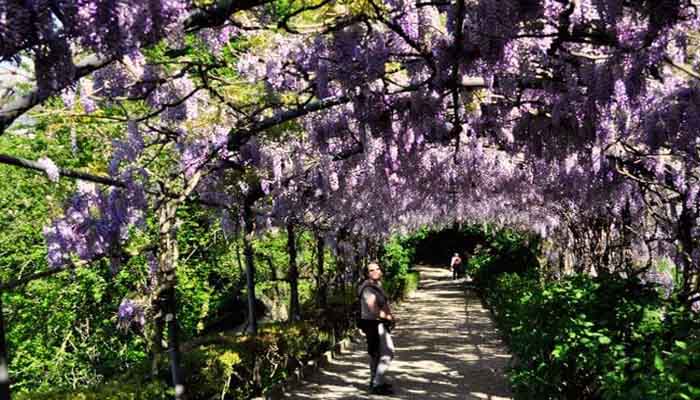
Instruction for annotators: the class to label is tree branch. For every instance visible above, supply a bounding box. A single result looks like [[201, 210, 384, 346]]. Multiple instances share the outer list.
[[0, 153, 228, 209], [0, 259, 90, 291], [227, 93, 351, 151], [0, 54, 113, 134], [184, 0, 273, 31], [1, 0, 275, 135], [664, 56, 700, 80], [226, 76, 488, 151], [0, 153, 124, 187]]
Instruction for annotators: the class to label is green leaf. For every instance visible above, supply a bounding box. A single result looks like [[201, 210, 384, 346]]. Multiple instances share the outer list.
[[552, 345, 564, 359], [654, 354, 665, 371], [598, 336, 611, 345]]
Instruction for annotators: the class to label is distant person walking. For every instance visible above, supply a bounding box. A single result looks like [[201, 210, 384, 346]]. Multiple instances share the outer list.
[[450, 252, 462, 280], [357, 262, 395, 395]]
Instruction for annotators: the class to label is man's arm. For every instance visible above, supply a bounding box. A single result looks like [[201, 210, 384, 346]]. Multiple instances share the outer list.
[[379, 304, 393, 320], [365, 290, 393, 320]]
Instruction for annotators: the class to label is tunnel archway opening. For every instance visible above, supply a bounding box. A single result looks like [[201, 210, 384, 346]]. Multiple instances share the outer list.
[[411, 225, 485, 266]]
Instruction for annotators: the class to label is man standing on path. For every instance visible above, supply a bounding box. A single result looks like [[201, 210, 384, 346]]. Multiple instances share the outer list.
[[357, 262, 395, 395], [450, 252, 462, 280]]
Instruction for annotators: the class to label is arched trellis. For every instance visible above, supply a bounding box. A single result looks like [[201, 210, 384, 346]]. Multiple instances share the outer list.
[[1, 1, 700, 398]]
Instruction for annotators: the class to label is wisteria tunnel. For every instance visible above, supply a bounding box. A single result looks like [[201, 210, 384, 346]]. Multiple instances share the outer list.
[[0, 0, 699, 399]]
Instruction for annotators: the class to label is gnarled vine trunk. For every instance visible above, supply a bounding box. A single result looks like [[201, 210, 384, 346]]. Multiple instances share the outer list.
[[156, 202, 185, 400], [315, 231, 326, 309], [287, 220, 301, 321], [242, 202, 257, 335], [243, 180, 264, 335], [0, 294, 10, 400]]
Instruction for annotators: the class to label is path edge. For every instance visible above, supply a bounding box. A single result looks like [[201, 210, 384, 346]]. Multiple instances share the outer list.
[[251, 332, 361, 400]]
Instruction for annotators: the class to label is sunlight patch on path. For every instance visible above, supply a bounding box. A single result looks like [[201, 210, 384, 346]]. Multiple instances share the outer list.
[[284, 265, 513, 399]]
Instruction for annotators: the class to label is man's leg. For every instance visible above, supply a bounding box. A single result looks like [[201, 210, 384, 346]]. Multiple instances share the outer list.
[[365, 324, 380, 389], [372, 323, 395, 387], [369, 354, 379, 387]]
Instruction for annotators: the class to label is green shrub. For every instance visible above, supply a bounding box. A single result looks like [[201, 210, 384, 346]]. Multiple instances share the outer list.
[[482, 271, 700, 400], [383, 271, 420, 300], [19, 321, 335, 400], [15, 381, 170, 400], [382, 237, 412, 278], [463, 227, 700, 400], [403, 271, 420, 295], [466, 229, 540, 287], [180, 321, 334, 399], [598, 300, 700, 400]]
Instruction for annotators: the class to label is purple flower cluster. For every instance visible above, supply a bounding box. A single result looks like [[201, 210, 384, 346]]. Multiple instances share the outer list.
[[43, 175, 147, 269], [117, 299, 146, 330], [146, 76, 197, 122], [1, 0, 190, 97]]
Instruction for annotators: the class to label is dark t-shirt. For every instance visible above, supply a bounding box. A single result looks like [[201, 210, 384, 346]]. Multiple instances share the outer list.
[[359, 280, 387, 320]]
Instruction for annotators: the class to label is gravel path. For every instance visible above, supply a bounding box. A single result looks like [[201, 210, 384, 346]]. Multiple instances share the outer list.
[[284, 265, 513, 399]]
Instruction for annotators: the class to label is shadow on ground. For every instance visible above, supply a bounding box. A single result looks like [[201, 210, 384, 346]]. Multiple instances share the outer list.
[[284, 265, 513, 400]]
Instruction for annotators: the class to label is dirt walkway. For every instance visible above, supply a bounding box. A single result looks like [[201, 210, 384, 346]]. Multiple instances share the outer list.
[[284, 265, 513, 399]]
